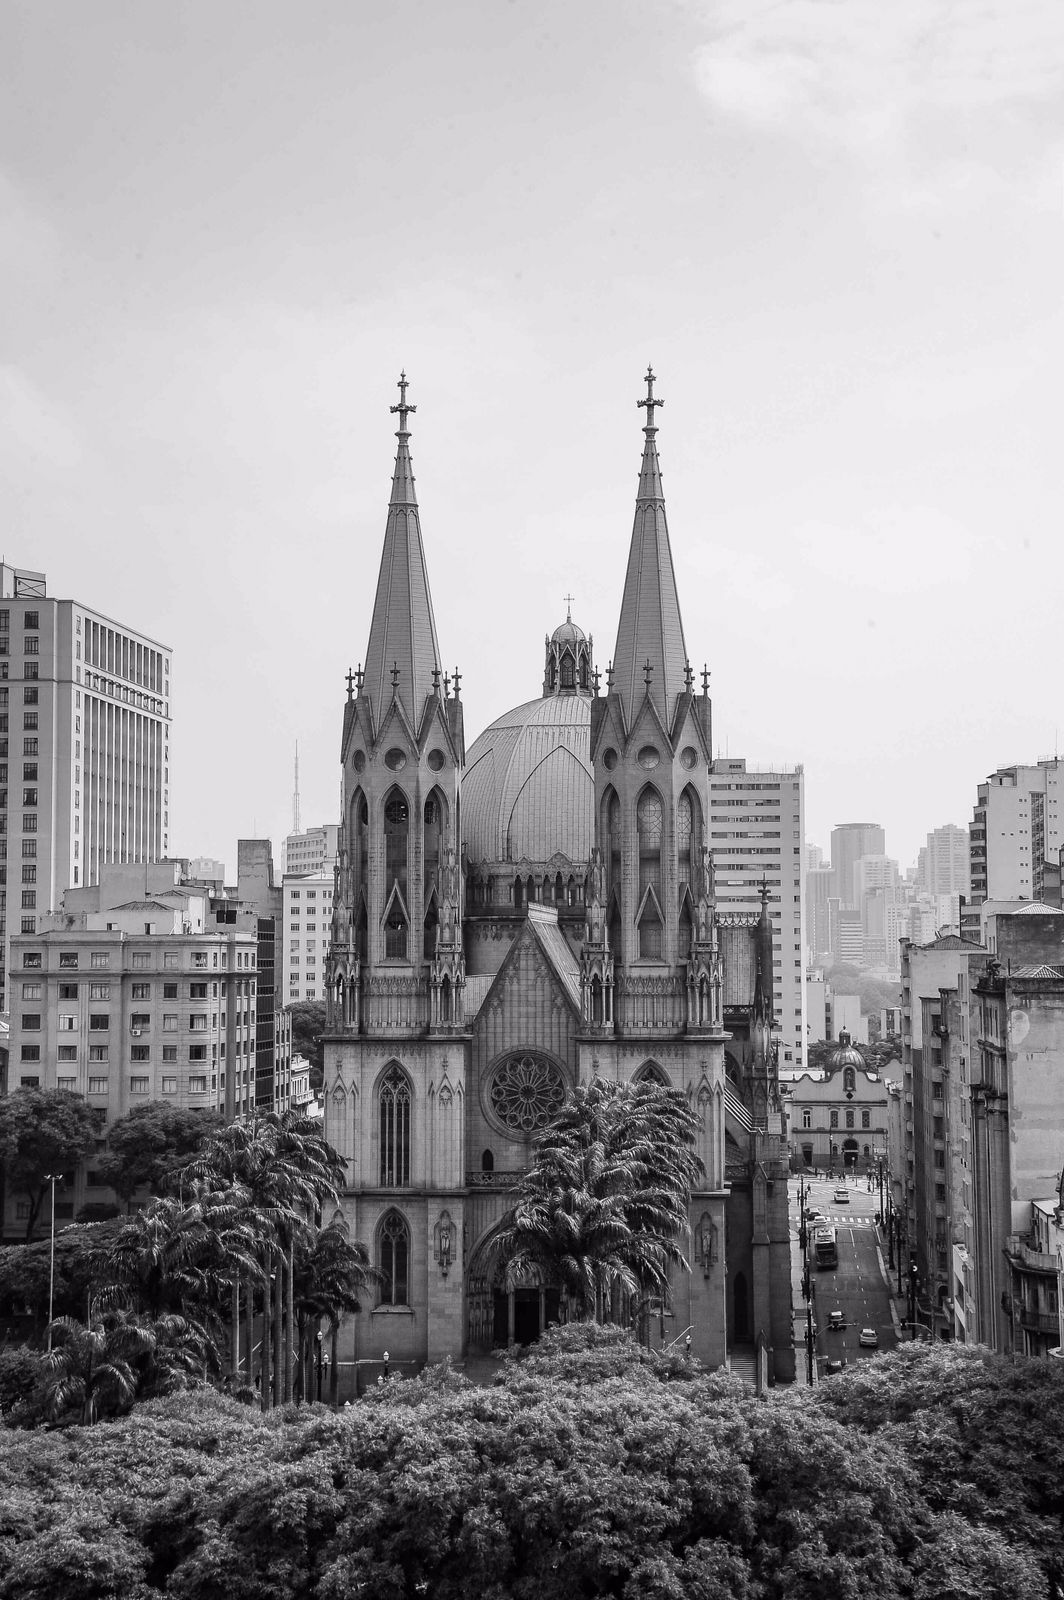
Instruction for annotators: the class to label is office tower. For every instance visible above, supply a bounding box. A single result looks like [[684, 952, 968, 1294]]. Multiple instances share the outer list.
[[966, 761, 1064, 935], [283, 823, 340, 878], [915, 824, 970, 899], [830, 823, 885, 908], [0, 563, 171, 1009], [709, 759, 808, 1068], [283, 870, 334, 1001]]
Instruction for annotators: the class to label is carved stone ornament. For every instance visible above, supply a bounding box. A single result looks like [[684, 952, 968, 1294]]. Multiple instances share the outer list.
[[489, 1053, 567, 1134]]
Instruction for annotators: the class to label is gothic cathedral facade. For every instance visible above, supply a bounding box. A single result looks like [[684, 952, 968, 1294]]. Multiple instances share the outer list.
[[324, 372, 793, 1391]]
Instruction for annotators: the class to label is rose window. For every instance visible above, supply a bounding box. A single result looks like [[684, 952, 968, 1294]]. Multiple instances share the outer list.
[[489, 1054, 566, 1134]]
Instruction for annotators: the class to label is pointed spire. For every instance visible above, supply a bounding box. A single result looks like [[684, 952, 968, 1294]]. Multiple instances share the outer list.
[[362, 372, 444, 730], [611, 367, 689, 729]]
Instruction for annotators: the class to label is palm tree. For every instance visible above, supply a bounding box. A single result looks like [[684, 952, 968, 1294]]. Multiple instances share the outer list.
[[493, 1076, 703, 1324], [292, 1213, 377, 1402], [43, 1304, 217, 1424]]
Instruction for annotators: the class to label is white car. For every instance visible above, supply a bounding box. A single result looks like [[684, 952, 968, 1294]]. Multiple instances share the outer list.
[[833, 1187, 850, 1204], [858, 1327, 878, 1349]]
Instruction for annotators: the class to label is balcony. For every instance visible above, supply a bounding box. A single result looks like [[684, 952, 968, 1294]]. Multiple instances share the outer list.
[[1019, 1307, 1059, 1335], [465, 1170, 523, 1191], [1005, 1235, 1058, 1273]]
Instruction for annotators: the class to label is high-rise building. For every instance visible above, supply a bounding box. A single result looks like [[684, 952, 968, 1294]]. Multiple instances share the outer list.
[[0, 563, 172, 1009], [322, 372, 793, 1387], [965, 761, 1064, 936], [283, 871, 334, 1002], [830, 823, 885, 909], [915, 824, 970, 899], [709, 759, 807, 1068], [283, 825, 339, 877], [804, 863, 834, 962]]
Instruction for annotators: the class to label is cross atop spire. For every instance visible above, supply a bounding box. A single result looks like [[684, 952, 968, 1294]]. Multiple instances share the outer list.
[[390, 369, 416, 436], [638, 365, 663, 432], [564, 591, 574, 620]]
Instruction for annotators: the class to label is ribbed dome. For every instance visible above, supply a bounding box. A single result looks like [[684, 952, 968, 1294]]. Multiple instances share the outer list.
[[551, 617, 587, 646], [463, 695, 592, 865], [828, 1032, 865, 1073]]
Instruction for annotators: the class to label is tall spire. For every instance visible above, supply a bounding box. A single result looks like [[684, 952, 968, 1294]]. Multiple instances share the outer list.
[[610, 367, 689, 730], [362, 372, 444, 730], [292, 741, 301, 834]]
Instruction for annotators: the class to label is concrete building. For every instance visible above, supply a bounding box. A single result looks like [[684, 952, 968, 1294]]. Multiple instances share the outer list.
[[830, 823, 885, 909], [916, 824, 970, 900], [0, 563, 171, 1010], [5, 905, 257, 1235], [210, 840, 292, 1112], [965, 759, 1064, 936], [804, 863, 834, 963], [805, 972, 827, 1042], [283, 872, 334, 1002], [786, 1032, 889, 1174], [283, 824, 339, 878], [322, 373, 793, 1386], [709, 759, 807, 1069]]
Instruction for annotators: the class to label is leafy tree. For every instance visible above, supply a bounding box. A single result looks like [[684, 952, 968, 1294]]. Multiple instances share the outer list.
[[0, 1220, 119, 1329], [292, 1212, 376, 1403], [0, 1089, 102, 1241], [494, 1077, 702, 1322], [97, 1102, 224, 1204], [286, 999, 327, 1080]]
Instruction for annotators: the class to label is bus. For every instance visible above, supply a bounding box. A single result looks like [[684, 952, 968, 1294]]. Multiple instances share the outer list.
[[811, 1225, 838, 1270]]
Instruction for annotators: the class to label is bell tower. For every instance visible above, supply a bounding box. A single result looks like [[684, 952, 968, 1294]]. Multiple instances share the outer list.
[[328, 374, 465, 1035]]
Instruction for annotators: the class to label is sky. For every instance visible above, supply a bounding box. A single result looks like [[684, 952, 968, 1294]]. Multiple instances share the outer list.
[[2, 0, 1061, 876]]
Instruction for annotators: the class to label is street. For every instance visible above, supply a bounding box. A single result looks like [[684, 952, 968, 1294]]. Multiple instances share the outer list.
[[790, 1174, 900, 1376]]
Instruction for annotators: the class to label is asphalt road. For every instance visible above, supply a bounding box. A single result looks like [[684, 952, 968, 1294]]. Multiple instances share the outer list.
[[791, 1175, 899, 1374]]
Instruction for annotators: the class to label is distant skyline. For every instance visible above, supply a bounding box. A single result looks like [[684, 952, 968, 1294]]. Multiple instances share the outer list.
[[2, 1, 1060, 880]]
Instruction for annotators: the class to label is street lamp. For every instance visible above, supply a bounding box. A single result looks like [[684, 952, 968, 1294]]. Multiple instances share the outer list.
[[45, 1172, 62, 1352]]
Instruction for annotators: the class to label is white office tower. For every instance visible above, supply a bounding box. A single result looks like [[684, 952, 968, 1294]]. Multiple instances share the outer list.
[[709, 759, 807, 1068], [0, 564, 172, 1010], [966, 761, 1064, 936]]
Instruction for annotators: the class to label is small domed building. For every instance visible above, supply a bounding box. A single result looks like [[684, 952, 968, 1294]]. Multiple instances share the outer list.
[[785, 1031, 891, 1174], [323, 372, 793, 1389]]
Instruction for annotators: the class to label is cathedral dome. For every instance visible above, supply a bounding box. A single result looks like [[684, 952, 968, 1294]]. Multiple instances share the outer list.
[[463, 694, 593, 866], [551, 616, 587, 646]]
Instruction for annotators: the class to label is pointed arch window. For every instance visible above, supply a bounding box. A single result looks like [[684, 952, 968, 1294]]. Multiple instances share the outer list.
[[678, 891, 694, 960], [379, 1210, 410, 1305], [424, 791, 446, 898], [637, 788, 664, 959], [635, 1060, 669, 1087], [560, 651, 575, 689], [677, 787, 701, 890], [385, 790, 409, 894], [844, 1066, 856, 1095], [423, 893, 439, 960], [380, 1065, 411, 1186], [352, 792, 369, 960], [605, 790, 622, 903]]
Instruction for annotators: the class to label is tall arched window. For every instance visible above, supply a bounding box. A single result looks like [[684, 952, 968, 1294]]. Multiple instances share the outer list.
[[424, 791, 445, 896], [379, 1064, 411, 1186], [379, 1210, 410, 1305], [844, 1066, 856, 1095], [352, 791, 369, 960], [384, 790, 409, 959], [605, 790, 622, 901], [560, 651, 575, 689], [637, 788, 663, 959], [677, 787, 702, 889]]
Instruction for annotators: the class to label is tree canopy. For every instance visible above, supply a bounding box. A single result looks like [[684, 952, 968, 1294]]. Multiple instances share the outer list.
[[286, 1000, 327, 1081], [97, 1102, 224, 1203], [0, 1089, 102, 1240], [0, 1329, 1061, 1598]]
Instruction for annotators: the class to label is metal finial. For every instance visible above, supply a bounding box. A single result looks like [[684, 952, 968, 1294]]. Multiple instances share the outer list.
[[390, 370, 416, 436], [643, 658, 653, 689], [355, 662, 365, 692], [606, 659, 614, 690], [684, 662, 694, 693], [701, 665, 710, 695], [432, 665, 441, 693], [592, 665, 601, 696], [637, 365, 664, 430], [391, 660, 400, 690], [452, 668, 462, 696], [346, 667, 355, 701]]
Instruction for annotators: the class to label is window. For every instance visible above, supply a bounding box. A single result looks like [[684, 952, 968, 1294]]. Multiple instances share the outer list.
[[162, 1014, 178, 1031], [88, 1076, 108, 1094], [20, 1076, 40, 1089], [163, 983, 178, 999], [161, 1077, 178, 1094], [132, 952, 151, 970], [130, 982, 150, 1000], [21, 982, 41, 999], [379, 1065, 411, 1186], [89, 983, 111, 1000], [162, 1045, 177, 1063], [23, 738, 37, 756], [89, 1013, 109, 1030], [59, 951, 78, 970], [378, 1210, 410, 1306], [89, 1045, 108, 1062], [58, 982, 78, 1000], [829, 1110, 839, 1128], [189, 1013, 207, 1031], [23, 611, 38, 630], [22, 712, 37, 730], [164, 953, 179, 969], [130, 1046, 150, 1062], [845, 1109, 855, 1129], [22, 951, 41, 969], [190, 982, 207, 1000], [21, 1013, 40, 1030], [22, 763, 37, 781], [57, 1014, 76, 1032], [22, 789, 36, 806], [192, 952, 208, 968], [21, 917, 36, 933], [57, 1045, 77, 1062], [801, 1108, 812, 1129], [20, 1044, 40, 1062], [188, 1075, 208, 1093], [636, 788, 664, 959], [90, 952, 110, 968], [861, 1109, 870, 1129], [56, 1076, 76, 1091], [130, 1013, 150, 1030], [189, 1044, 207, 1061], [130, 1076, 150, 1093]]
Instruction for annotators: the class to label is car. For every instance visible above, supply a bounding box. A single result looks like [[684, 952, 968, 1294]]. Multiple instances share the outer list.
[[822, 1358, 847, 1374], [833, 1187, 850, 1204], [805, 1208, 826, 1226], [827, 1310, 845, 1331], [858, 1327, 878, 1348]]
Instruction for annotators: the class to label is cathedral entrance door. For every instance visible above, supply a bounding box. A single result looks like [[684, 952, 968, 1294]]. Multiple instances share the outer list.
[[513, 1288, 540, 1346]]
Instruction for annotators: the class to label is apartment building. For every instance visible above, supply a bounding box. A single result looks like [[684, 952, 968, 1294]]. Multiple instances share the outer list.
[[4, 910, 256, 1236], [709, 759, 807, 1068], [830, 823, 885, 908], [965, 759, 1064, 936], [0, 562, 171, 1009], [283, 824, 339, 878], [283, 872, 334, 1002]]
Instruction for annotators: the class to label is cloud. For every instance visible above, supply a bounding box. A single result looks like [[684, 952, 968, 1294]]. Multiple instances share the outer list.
[[691, 0, 1064, 170]]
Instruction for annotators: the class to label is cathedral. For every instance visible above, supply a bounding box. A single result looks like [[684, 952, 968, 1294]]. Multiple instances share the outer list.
[[323, 371, 794, 1390]]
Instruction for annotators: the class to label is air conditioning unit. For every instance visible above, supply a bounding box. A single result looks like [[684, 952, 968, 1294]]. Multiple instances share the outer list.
[[131, 1028, 142, 1037]]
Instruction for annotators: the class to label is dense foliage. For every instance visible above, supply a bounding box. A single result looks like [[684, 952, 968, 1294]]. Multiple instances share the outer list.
[[287, 1000, 328, 1083], [0, 1326, 1060, 1599], [97, 1102, 224, 1202], [0, 1088, 102, 1240]]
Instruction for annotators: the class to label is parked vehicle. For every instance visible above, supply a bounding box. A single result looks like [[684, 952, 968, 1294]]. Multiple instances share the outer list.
[[858, 1327, 878, 1348]]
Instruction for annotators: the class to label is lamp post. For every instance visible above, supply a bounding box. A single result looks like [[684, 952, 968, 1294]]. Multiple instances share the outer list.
[[45, 1172, 62, 1352], [316, 1329, 324, 1402]]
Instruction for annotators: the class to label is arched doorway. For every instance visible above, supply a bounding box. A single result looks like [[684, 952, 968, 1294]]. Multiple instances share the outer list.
[[466, 1233, 561, 1351], [843, 1138, 859, 1169]]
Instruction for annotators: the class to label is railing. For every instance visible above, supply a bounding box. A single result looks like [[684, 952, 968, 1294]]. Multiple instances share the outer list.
[[464, 1171, 523, 1190], [614, 974, 686, 1032], [1019, 1307, 1059, 1334], [1005, 1235, 1058, 1273]]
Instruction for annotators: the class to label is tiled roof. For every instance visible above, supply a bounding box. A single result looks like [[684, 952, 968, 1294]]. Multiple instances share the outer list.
[[527, 906, 581, 1013], [924, 934, 986, 951], [1011, 963, 1064, 980], [464, 695, 592, 865], [1013, 902, 1064, 916]]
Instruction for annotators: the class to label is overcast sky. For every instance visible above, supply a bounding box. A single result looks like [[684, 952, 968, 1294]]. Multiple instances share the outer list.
[[2, 0, 1061, 877]]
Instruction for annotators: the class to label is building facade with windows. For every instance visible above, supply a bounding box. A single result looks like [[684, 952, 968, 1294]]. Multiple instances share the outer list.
[[3, 913, 256, 1236], [283, 824, 339, 878], [0, 562, 171, 1011], [965, 759, 1064, 937], [322, 374, 794, 1389], [708, 759, 806, 1069], [784, 1033, 889, 1174], [283, 872, 334, 1002]]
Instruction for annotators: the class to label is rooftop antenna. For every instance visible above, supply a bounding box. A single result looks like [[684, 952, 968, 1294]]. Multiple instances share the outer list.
[[292, 741, 301, 835]]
